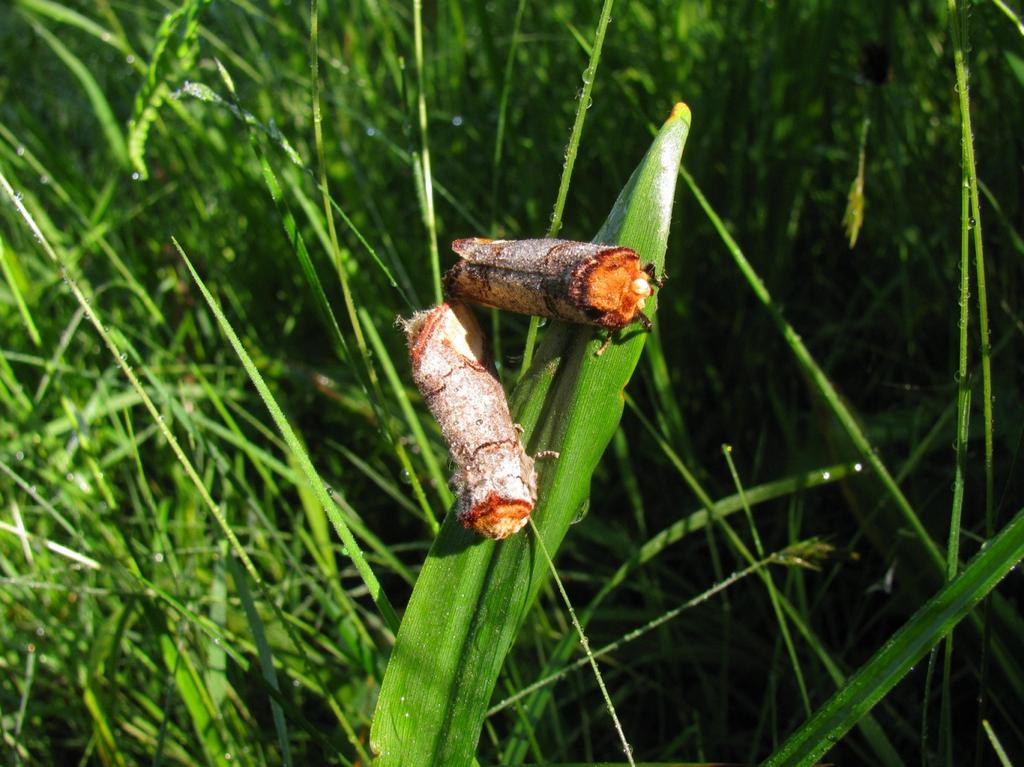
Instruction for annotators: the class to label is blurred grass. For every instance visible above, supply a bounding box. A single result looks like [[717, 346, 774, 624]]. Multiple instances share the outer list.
[[1, 1, 1023, 765]]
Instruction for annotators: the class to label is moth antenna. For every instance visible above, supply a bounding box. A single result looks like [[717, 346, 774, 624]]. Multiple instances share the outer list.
[[637, 311, 653, 332], [534, 450, 560, 461], [594, 331, 614, 357]]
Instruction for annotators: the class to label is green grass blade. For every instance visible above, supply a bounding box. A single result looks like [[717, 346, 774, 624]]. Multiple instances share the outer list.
[[174, 240, 400, 634], [370, 103, 691, 766], [0, 235, 42, 346], [764, 504, 1024, 767], [682, 167, 946, 574]]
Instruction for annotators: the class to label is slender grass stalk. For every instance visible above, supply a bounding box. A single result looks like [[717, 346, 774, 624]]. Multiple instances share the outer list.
[[683, 167, 945, 573], [1, 170, 261, 585], [519, 0, 616, 378], [723, 445, 810, 716], [412, 0, 442, 302], [765, 504, 1024, 767], [488, 556, 767, 716], [945, 3, 996, 760], [311, 1, 443, 527], [528, 518, 636, 767], [175, 240, 400, 633], [987, 0, 1024, 36]]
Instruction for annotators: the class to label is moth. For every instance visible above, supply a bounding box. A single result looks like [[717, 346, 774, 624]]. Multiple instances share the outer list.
[[403, 302, 537, 539], [443, 238, 660, 330]]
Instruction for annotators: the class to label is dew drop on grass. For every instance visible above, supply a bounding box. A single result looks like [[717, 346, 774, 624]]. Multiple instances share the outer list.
[[130, 172, 140, 181], [822, 471, 831, 480], [400, 469, 412, 484], [854, 462, 863, 472], [451, 114, 464, 127], [366, 126, 377, 137], [581, 67, 594, 84], [16, 146, 25, 156], [15, 451, 24, 461]]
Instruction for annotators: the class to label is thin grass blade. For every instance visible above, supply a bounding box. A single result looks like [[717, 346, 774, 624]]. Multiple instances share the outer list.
[[764, 504, 1024, 767]]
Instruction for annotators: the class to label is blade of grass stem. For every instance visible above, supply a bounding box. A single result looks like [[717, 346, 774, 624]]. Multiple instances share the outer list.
[[528, 518, 636, 767], [232, 557, 292, 767], [412, 0, 441, 303], [488, 556, 768, 717], [210, 60, 437, 530], [946, 4, 995, 757], [0, 236, 42, 346], [764, 504, 1024, 767], [174, 239, 399, 633], [1, 169, 262, 584], [682, 166, 945, 573], [519, 0, 617, 379]]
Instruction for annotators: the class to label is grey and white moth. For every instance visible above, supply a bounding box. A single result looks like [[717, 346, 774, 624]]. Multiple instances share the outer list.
[[403, 302, 537, 539], [443, 238, 659, 330]]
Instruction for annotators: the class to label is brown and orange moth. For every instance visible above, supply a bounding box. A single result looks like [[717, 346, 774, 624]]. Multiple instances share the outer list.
[[403, 302, 537, 539], [443, 238, 659, 330]]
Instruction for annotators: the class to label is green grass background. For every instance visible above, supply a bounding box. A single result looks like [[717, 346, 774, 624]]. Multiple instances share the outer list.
[[1, 0, 1022, 765]]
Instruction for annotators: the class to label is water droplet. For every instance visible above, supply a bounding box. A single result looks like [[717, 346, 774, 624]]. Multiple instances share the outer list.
[[400, 469, 412, 484], [366, 126, 377, 137], [451, 115, 464, 127], [571, 497, 591, 524], [16, 146, 26, 157], [35, 626, 45, 637], [822, 471, 831, 480], [153, 552, 164, 563], [968, 216, 976, 227], [39, 175, 50, 185], [325, 484, 335, 497], [125, 54, 135, 65], [854, 463, 863, 472], [581, 67, 594, 84]]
